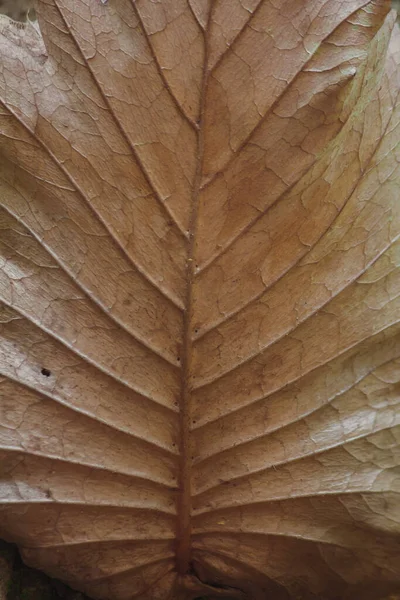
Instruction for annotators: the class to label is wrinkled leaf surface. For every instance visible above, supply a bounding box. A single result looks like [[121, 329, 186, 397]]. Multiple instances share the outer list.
[[0, 1, 400, 598]]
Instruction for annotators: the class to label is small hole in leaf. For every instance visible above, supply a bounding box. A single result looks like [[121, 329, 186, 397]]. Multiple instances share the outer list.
[[41, 368, 51, 377], [177, 357, 180, 362]]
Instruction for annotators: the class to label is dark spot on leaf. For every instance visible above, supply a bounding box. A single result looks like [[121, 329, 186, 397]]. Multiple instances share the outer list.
[[41, 368, 51, 377]]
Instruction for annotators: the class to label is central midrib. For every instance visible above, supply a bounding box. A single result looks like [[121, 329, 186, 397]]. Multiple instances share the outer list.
[[176, 21, 210, 576]]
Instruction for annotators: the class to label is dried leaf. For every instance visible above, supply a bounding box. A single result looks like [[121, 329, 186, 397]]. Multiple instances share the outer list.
[[0, 1, 400, 599]]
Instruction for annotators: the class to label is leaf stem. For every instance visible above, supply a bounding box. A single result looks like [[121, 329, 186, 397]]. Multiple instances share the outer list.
[[176, 8, 211, 575]]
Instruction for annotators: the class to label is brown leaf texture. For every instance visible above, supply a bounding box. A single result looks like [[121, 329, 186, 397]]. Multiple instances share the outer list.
[[0, 1, 400, 599]]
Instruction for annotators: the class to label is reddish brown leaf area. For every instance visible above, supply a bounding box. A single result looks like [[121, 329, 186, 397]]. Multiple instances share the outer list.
[[0, 1, 400, 599]]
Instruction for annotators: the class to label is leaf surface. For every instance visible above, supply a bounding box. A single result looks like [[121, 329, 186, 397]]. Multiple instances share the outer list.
[[0, 1, 400, 598]]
